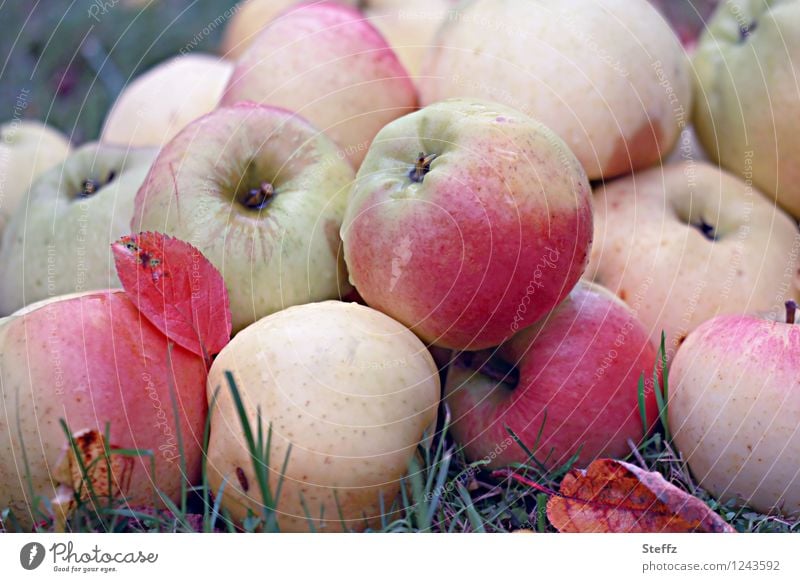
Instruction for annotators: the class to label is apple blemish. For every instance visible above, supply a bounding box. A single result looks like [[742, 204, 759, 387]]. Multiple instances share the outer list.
[[408, 152, 437, 183]]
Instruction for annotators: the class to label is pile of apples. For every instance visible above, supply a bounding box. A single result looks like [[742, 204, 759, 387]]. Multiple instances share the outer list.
[[1, 0, 799, 531]]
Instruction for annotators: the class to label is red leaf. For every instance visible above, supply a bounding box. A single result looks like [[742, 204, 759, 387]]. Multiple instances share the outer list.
[[545, 459, 735, 533], [112, 232, 232, 360]]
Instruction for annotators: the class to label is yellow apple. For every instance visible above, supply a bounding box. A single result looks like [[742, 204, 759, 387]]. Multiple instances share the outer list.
[[101, 54, 232, 148]]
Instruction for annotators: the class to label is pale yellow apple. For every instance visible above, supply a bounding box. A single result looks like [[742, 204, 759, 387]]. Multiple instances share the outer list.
[[693, 0, 800, 219], [587, 161, 800, 358], [419, 0, 692, 180], [0, 120, 70, 237], [101, 54, 232, 148], [364, 0, 458, 77], [219, 0, 357, 60], [206, 301, 440, 532]]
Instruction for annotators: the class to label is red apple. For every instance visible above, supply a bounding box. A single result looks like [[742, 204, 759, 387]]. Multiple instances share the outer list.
[[221, 1, 417, 167], [341, 98, 593, 351], [0, 290, 208, 526], [445, 281, 659, 470], [669, 301, 800, 516]]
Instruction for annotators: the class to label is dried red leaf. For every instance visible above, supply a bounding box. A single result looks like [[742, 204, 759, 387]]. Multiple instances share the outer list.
[[112, 232, 232, 360], [545, 459, 735, 533]]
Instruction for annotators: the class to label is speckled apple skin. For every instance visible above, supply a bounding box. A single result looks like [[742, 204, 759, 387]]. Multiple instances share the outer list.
[[206, 301, 440, 532], [419, 0, 691, 180], [132, 103, 354, 333], [0, 143, 157, 316], [669, 314, 800, 516], [0, 290, 208, 526], [445, 281, 658, 470], [693, 0, 800, 219], [221, 1, 417, 167], [588, 161, 800, 355], [341, 98, 592, 351]]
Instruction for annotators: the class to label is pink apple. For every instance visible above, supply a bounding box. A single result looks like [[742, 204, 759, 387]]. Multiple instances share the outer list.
[[341, 98, 593, 351], [445, 281, 659, 470], [0, 290, 208, 526], [669, 301, 800, 516], [220, 1, 417, 167]]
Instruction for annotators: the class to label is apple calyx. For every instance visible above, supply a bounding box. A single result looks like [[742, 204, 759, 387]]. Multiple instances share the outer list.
[[408, 152, 438, 184], [787, 300, 798, 325], [77, 170, 116, 199], [457, 350, 520, 389], [739, 21, 757, 43], [240, 181, 275, 210]]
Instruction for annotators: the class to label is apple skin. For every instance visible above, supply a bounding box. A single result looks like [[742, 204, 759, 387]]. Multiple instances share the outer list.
[[669, 308, 800, 516], [0, 120, 71, 238], [587, 161, 800, 357], [419, 0, 691, 181], [341, 98, 593, 351], [206, 301, 440, 532], [445, 281, 658, 470], [219, 0, 358, 60], [220, 1, 417, 167], [692, 0, 800, 219], [132, 102, 354, 333], [101, 54, 233, 149], [0, 290, 208, 526], [0, 143, 157, 316], [364, 0, 459, 77]]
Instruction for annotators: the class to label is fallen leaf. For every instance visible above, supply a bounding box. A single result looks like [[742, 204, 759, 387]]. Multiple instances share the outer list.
[[51, 429, 134, 530], [112, 232, 232, 360], [545, 459, 734, 533]]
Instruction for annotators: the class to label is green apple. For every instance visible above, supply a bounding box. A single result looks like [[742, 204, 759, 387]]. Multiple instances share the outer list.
[[0, 120, 70, 238], [132, 103, 354, 332], [693, 0, 800, 219], [0, 143, 156, 315]]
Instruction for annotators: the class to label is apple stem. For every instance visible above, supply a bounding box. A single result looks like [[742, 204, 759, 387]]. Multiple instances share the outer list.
[[787, 300, 797, 325], [242, 181, 275, 210], [408, 152, 437, 183]]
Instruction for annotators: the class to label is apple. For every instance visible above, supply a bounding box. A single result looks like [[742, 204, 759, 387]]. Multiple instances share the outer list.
[[419, 0, 692, 181], [206, 300, 440, 532], [0, 120, 71, 238], [363, 0, 459, 77], [341, 98, 593, 351], [219, 0, 358, 60], [0, 143, 157, 316], [0, 290, 208, 527], [220, 1, 417, 167], [669, 301, 800, 516], [101, 54, 233, 149], [445, 280, 658, 471], [131, 102, 355, 333], [692, 0, 800, 219], [587, 160, 800, 357]]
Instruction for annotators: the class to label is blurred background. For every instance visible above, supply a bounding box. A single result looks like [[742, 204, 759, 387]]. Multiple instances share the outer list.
[[0, 0, 719, 143]]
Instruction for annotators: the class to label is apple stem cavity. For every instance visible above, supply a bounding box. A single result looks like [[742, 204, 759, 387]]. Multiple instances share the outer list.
[[692, 217, 718, 241], [408, 152, 438, 184], [787, 300, 797, 325], [739, 21, 757, 43], [458, 351, 520, 389], [241, 181, 275, 210]]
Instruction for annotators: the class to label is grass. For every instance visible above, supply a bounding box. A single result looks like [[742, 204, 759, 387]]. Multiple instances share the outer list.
[[2, 335, 799, 534]]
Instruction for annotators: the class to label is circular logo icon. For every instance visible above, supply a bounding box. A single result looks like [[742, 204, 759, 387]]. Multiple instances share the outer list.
[[20, 542, 46, 570]]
